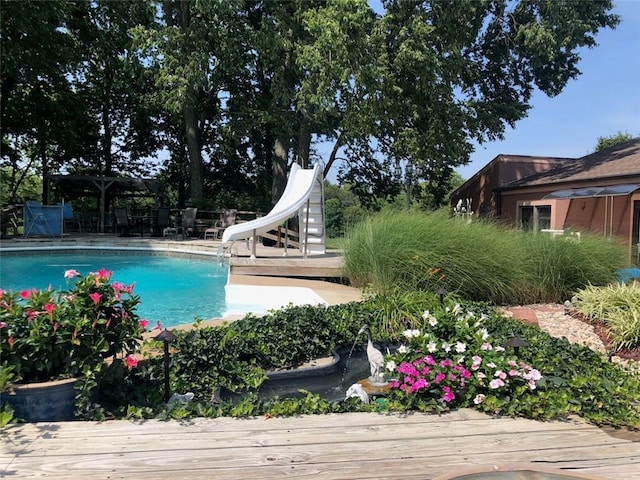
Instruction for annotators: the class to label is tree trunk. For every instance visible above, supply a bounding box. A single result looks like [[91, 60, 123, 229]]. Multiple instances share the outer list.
[[179, 0, 203, 204], [183, 88, 204, 204], [297, 115, 311, 169], [324, 133, 343, 179], [272, 135, 289, 204]]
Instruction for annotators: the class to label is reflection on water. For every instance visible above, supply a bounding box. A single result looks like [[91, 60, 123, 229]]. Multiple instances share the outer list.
[[223, 349, 373, 403]]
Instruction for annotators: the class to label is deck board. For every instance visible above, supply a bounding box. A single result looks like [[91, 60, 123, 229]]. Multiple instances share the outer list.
[[3, 410, 638, 479]]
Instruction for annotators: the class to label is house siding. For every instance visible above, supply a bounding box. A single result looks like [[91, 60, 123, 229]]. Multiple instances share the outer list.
[[451, 138, 640, 262]]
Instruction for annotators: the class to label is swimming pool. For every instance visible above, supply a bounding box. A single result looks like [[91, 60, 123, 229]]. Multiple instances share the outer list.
[[0, 251, 229, 328]]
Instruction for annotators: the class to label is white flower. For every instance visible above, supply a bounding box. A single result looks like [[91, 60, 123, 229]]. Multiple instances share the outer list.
[[455, 342, 467, 353], [473, 394, 486, 405], [402, 329, 420, 339], [495, 346, 505, 352], [441, 341, 451, 353], [457, 356, 465, 364], [478, 328, 490, 340], [385, 360, 397, 372], [427, 341, 438, 353], [423, 310, 438, 326], [452, 303, 462, 315], [397, 345, 409, 354]]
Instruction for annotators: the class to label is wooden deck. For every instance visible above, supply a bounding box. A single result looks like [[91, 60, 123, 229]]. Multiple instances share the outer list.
[[2, 409, 638, 479], [228, 253, 345, 278]]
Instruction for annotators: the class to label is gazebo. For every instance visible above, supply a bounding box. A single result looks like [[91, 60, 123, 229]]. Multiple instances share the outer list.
[[46, 174, 163, 233]]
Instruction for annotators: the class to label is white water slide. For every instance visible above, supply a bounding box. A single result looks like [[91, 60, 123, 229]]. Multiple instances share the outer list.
[[221, 163, 325, 257]]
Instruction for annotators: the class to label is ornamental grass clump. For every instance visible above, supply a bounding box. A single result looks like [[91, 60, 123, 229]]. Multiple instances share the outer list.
[[0, 269, 146, 385]]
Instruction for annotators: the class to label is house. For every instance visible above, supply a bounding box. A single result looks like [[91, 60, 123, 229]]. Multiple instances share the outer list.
[[451, 138, 640, 263]]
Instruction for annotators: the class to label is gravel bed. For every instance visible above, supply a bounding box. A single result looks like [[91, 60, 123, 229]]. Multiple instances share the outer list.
[[500, 304, 639, 375]]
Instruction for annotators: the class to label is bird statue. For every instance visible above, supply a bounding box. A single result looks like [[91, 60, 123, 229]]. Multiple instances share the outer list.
[[345, 383, 370, 404], [357, 324, 386, 385]]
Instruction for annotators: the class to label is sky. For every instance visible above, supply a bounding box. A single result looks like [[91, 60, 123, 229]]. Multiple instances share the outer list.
[[457, 0, 640, 180], [320, 0, 640, 183]]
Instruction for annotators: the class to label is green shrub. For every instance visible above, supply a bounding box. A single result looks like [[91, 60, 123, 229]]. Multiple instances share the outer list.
[[520, 232, 625, 303], [131, 295, 638, 428], [88, 293, 639, 429], [342, 209, 626, 304], [573, 283, 640, 351]]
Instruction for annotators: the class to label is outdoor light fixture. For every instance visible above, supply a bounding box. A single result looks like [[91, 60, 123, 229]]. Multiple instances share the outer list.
[[564, 300, 572, 315], [155, 328, 178, 402], [507, 336, 529, 356], [436, 287, 448, 305]]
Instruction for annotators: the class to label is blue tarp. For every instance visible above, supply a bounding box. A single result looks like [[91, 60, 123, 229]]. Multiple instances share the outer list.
[[616, 268, 640, 283], [23, 201, 63, 237]]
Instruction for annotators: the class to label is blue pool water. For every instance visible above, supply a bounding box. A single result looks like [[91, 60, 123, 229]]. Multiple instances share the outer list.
[[0, 252, 228, 328]]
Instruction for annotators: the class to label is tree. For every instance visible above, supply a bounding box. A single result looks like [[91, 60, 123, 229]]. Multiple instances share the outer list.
[[0, 0, 88, 203], [593, 131, 636, 152], [298, 0, 619, 206]]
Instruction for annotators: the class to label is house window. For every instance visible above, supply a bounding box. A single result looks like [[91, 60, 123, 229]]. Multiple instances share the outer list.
[[519, 205, 551, 232]]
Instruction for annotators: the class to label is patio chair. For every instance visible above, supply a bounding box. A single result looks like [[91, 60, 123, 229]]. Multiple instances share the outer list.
[[60, 202, 82, 233], [177, 207, 198, 239], [114, 207, 135, 237], [152, 206, 171, 236], [204, 209, 237, 240]]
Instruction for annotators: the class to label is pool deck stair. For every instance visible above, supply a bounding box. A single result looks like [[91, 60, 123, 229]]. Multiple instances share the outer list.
[[3, 409, 638, 479]]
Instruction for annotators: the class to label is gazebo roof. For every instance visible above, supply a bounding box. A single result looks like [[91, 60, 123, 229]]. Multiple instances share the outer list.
[[47, 174, 162, 199]]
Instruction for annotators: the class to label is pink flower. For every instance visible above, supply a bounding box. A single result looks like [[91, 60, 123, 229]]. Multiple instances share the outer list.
[[97, 268, 111, 280], [0, 321, 6, 329], [44, 302, 55, 316], [409, 378, 428, 393], [89, 292, 102, 305], [26, 309, 37, 322], [125, 354, 138, 369], [20, 290, 31, 299], [111, 282, 124, 300], [523, 369, 542, 381], [154, 321, 162, 330], [140, 319, 149, 329], [442, 386, 455, 403], [53, 322, 59, 332], [489, 378, 505, 389], [433, 373, 445, 384], [7, 336, 15, 348], [64, 269, 80, 279]]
